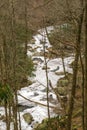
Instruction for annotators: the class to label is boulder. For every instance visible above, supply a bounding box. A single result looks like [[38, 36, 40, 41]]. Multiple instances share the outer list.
[[18, 104, 34, 112], [23, 113, 34, 124], [34, 92, 39, 96], [58, 87, 67, 96], [57, 78, 69, 87]]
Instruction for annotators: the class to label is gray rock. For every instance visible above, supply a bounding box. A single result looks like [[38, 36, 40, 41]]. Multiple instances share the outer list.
[[34, 92, 39, 96], [18, 104, 34, 112], [33, 58, 43, 63], [51, 66, 59, 72]]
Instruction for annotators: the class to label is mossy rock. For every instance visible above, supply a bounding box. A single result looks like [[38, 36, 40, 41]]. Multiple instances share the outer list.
[[34, 117, 57, 130], [57, 79, 69, 87], [34, 116, 67, 130], [58, 87, 67, 96], [54, 86, 67, 96], [57, 73, 72, 87], [35, 123, 47, 130], [23, 113, 33, 124]]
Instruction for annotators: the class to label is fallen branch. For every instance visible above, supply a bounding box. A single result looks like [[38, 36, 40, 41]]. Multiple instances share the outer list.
[[18, 93, 55, 109]]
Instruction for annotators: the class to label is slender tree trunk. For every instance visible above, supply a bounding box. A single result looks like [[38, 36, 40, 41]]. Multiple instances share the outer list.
[[43, 28, 50, 119], [24, 0, 28, 57], [18, 110, 22, 130], [84, 0, 87, 129], [79, 4, 85, 129], [61, 50, 66, 77], [67, 19, 83, 130], [9, 0, 18, 129], [80, 53, 85, 130], [67, 48, 79, 130]]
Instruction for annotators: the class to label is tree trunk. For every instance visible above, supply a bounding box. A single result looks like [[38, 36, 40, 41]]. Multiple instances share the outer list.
[[61, 50, 66, 77], [84, 0, 87, 129], [24, 0, 28, 57], [67, 19, 83, 130], [43, 27, 50, 120], [10, 0, 18, 129]]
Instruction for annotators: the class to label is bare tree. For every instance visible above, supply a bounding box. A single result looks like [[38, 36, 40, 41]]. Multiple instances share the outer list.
[[66, 0, 84, 129], [84, 0, 87, 129], [43, 20, 50, 120]]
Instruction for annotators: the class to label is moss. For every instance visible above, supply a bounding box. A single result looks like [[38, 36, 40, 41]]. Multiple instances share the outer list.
[[58, 79, 68, 87], [57, 73, 72, 88], [72, 125, 78, 130], [23, 113, 33, 124], [34, 116, 67, 130], [58, 87, 67, 96]]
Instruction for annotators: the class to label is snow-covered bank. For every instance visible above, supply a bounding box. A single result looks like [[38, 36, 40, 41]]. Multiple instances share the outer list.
[[0, 27, 74, 130]]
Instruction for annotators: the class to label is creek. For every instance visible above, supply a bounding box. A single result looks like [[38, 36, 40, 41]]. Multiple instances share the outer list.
[[0, 26, 74, 130]]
